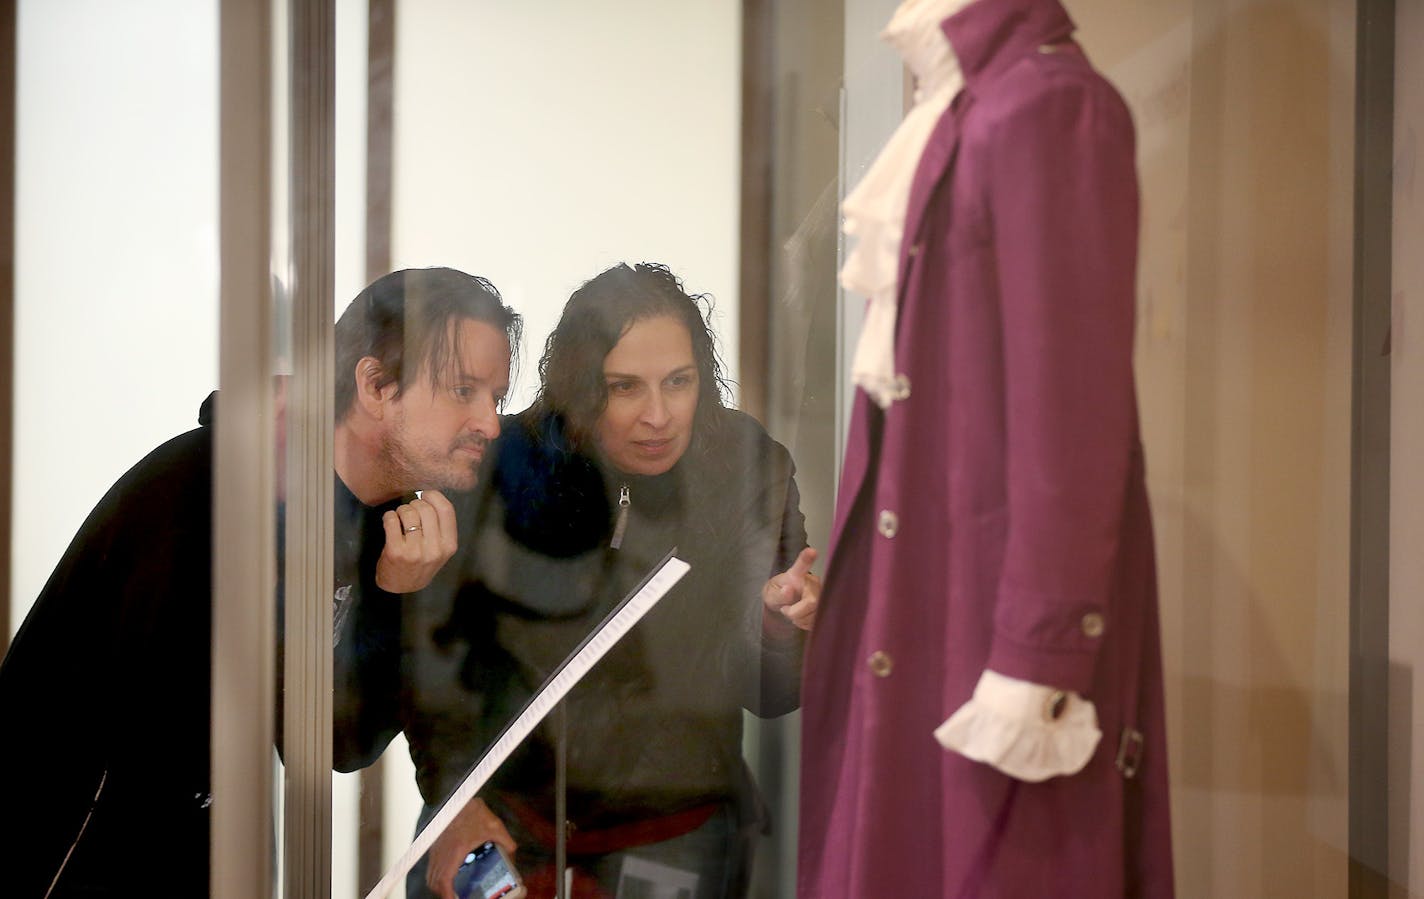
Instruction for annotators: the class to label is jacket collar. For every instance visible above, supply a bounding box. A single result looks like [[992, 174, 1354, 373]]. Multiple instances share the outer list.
[[895, 0, 1078, 304], [942, 0, 1076, 94]]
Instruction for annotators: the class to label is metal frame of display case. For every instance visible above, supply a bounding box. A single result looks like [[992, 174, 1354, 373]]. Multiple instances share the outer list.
[[1349, 0, 1394, 894]]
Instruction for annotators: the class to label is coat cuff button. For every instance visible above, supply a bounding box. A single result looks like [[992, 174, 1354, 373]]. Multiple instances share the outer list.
[[892, 374, 911, 401], [1043, 690, 1068, 721]]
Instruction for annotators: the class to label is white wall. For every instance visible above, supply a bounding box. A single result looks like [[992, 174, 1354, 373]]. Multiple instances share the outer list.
[[11, 0, 220, 633], [387, 0, 742, 413], [377, 0, 742, 876]]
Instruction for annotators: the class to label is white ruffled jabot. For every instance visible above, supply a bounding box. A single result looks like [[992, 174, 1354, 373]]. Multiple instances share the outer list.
[[934, 670, 1102, 782], [841, 0, 971, 409]]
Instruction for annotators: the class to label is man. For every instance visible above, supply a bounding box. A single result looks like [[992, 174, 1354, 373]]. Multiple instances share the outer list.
[[0, 267, 518, 897], [328, 268, 518, 770]]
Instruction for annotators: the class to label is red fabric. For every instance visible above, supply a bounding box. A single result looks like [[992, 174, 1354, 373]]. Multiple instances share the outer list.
[[499, 792, 718, 856], [798, 0, 1173, 896]]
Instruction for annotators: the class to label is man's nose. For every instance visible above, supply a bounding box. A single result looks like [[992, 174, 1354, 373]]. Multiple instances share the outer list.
[[471, 395, 501, 440]]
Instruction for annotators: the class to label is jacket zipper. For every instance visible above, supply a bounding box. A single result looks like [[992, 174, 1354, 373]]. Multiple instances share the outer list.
[[609, 483, 631, 549]]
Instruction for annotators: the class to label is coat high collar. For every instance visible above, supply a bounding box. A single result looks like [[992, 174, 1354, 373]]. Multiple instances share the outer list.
[[942, 0, 1077, 96], [894, 0, 1079, 297]]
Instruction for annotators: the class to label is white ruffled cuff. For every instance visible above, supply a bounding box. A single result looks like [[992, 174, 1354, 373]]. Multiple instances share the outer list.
[[934, 670, 1101, 782]]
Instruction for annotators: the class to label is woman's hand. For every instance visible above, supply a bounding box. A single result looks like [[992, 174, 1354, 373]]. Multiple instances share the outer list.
[[425, 797, 518, 899], [762, 546, 820, 632]]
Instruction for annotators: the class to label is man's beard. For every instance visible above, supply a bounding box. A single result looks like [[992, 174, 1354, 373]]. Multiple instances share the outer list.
[[381, 430, 487, 493]]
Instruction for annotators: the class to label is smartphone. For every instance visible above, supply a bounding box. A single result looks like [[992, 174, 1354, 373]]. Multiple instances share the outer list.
[[451, 840, 527, 899]]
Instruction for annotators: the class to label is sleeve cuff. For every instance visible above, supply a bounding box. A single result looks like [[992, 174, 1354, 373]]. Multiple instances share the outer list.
[[933, 669, 1101, 782]]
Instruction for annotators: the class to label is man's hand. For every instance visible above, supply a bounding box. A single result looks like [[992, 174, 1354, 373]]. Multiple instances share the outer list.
[[426, 798, 518, 899], [762, 546, 820, 632], [375, 490, 459, 594]]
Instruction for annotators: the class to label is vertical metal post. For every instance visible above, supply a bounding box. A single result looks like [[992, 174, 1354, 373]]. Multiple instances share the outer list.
[[284, 0, 336, 896], [739, 0, 775, 424], [359, 0, 396, 888], [836, 0, 903, 475], [0, 0, 14, 656], [213, 0, 275, 896], [555, 702, 568, 899], [1349, 0, 1393, 895]]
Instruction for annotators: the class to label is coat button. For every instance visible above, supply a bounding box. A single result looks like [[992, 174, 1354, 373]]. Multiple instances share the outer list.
[[877, 510, 899, 538], [892, 374, 911, 401], [1081, 612, 1105, 638], [907, 242, 923, 257], [867, 650, 893, 677]]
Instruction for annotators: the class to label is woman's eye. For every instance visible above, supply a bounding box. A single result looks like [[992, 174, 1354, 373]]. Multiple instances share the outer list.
[[608, 381, 638, 395], [451, 386, 474, 401], [667, 373, 694, 389]]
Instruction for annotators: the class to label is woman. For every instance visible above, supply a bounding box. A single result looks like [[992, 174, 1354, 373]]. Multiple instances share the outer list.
[[414, 262, 819, 899]]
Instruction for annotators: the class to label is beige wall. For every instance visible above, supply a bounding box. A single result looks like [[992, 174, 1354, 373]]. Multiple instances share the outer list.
[[1073, 0, 1356, 894]]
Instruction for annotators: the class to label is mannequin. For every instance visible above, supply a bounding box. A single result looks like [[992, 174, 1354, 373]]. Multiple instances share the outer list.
[[798, 0, 1174, 896]]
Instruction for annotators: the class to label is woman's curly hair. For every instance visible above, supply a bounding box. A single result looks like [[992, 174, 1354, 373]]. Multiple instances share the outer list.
[[532, 262, 731, 458]]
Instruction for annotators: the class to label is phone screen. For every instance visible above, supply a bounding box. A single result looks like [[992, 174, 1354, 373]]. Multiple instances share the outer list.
[[451, 841, 523, 899]]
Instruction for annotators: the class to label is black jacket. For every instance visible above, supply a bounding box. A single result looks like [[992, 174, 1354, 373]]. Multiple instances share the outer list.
[[0, 393, 401, 896], [0, 397, 218, 897]]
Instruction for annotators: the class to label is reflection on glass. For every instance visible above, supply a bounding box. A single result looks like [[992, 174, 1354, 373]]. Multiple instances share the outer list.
[[392, 264, 817, 899]]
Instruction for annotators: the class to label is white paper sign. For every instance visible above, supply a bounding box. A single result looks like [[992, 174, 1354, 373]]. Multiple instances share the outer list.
[[364, 553, 691, 899]]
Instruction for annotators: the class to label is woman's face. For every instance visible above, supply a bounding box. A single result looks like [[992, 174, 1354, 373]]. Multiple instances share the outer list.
[[594, 314, 700, 477]]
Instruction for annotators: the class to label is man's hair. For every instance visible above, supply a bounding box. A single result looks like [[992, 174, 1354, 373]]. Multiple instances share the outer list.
[[334, 267, 521, 421], [533, 262, 729, 450]]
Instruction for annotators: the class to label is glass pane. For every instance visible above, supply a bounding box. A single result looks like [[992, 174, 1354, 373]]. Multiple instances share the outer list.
[[809, 0, 1357, 896], [1083, 2, 1355, 894], [333, 5, 807, 899], [4, 0, 242, 894], [8, 0, 1397, 895], [306, 1, 1398, 897]]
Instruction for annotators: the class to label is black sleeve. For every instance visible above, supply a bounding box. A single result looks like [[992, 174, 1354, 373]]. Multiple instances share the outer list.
[[331, 529, 404, 772], [0, 425, 213, 897], [0, 563, 112, 896]]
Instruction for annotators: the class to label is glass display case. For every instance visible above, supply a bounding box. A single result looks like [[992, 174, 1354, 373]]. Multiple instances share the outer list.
[[2, 0, 1418, 896]]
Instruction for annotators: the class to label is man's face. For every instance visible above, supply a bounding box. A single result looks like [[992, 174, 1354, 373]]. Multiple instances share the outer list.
[[380, 318, 511, 493]]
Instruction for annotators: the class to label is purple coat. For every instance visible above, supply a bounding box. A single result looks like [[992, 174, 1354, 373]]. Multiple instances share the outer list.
[[798, 1, 1174, 896]]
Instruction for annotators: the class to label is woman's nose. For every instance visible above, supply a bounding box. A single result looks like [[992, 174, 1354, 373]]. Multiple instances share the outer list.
[[641, 391, 671, 427]]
